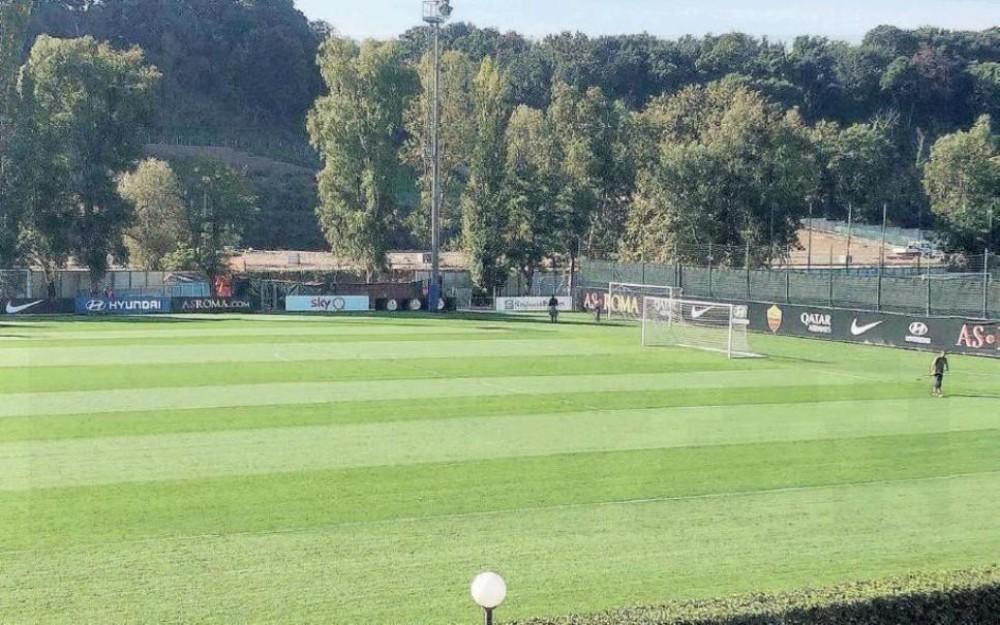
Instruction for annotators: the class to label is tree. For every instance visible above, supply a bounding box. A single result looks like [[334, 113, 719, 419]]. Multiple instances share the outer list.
[[19, 35, 158, 284], [166, 158, 257, 286], [308, 37, 417, 278], [503, 105, 556, 288], [923, 115, 1000, 254], [461, 56, 512, 292], [624, 80, 819, 265], [403, 49, 476, 246], [117, 159, 186, 270], [546, 83, 636, 265], [821, 120, 894, 221], [0, 0, 34, 266]]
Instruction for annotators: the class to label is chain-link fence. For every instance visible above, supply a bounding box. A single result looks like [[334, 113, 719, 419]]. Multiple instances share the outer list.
[[581, 254, 1000, 319], [1, 270, 211, 299]]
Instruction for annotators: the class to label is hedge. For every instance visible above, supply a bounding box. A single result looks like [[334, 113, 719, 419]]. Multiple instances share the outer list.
[[512, 566, 1000, 625]]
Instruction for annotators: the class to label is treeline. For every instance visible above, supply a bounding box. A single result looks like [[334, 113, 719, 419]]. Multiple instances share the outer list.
[[2, 0, 998, 292], [312, 29, 1000, 290]]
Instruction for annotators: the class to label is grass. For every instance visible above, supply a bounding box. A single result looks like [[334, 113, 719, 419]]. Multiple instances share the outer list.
[[0, 312, 998, 624]]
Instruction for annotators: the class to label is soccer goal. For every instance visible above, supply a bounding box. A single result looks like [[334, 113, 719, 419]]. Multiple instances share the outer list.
[[641, 297, 756, 358], [607, 282, 682, 321]]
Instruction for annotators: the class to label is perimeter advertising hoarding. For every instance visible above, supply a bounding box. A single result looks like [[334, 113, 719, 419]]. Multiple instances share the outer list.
[[172, 298, 253, 313], [1, 299, 75, 315], [285, 295, 370, 313], [750, 302, 999, 358], [579, 289, 642, 317], [74, 296, 171, 315], [495, 296, 573, 313]]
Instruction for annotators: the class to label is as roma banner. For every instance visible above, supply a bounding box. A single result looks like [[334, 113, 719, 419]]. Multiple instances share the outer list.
[[749, 301, 999, 358], [579, 289, 642, 318]]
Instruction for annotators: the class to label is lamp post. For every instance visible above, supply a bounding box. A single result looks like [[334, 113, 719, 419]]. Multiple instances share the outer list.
[[471, 571, 507, 625], [422, 0, 452, 312]]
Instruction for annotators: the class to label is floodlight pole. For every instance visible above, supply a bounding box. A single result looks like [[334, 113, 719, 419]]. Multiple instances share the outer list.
[[423, 1, 451, 312]]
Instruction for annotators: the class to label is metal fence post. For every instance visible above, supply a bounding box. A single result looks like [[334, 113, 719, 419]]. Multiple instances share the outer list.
[[828, 246, 834, 307], [785, 272, 791, 303], [926, 277, 932, 316], [985, 250, 991, 319], [745, 242, 751, 300]]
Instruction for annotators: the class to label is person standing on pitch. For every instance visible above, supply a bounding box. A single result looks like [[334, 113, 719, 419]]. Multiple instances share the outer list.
[[547, 295, 559, 323], [930, 351, 949, 397]]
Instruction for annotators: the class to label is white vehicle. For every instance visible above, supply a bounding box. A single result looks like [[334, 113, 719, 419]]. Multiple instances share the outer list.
[[892, 240, 938, 257]]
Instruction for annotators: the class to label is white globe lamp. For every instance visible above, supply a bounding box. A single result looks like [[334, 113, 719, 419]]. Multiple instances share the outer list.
[[470, 571, 507, 624]]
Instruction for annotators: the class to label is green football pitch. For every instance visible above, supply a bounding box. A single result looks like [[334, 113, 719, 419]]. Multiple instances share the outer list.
[[1, 313, 998, 624]]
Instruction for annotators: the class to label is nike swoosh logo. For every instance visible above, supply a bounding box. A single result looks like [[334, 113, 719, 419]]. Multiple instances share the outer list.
[[5, 300, 44, 314], [691, 306, 712, 319], [851, 319, 883, 336]]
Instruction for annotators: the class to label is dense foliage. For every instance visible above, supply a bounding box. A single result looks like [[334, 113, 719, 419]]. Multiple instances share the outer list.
[[3, 0, 998, 289], [513, 566, 1000, 625]]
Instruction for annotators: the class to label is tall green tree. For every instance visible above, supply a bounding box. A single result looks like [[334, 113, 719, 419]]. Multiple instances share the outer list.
[[308, 36, 418, 278], [164, 158, 257, 287], [546, 83, 636, 265], [0, 0, 34, 266], [625, 79, 819, 265], [117, 159, 186, 271], [20, 35, 158, 284], [461, 56, 512, 292], [923, 115, 1000, 254], [503, 104, 556, 288], [403, 50, 476, 246], [814, 118, 897, 223]]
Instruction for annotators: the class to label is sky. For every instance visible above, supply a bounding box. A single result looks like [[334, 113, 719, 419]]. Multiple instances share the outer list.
[[296, 0, 998, 42]]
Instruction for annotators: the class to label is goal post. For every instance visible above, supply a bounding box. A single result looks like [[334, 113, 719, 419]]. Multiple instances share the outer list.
[[641, 296, 756, 358], [607, 282, 682, 321]]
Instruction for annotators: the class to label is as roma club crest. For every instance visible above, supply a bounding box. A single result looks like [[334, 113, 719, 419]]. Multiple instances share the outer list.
[[767, 305, 783, 333]]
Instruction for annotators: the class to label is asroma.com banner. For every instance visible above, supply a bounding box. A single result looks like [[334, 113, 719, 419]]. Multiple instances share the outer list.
[[75, 296, 171, 315], [172, 298, 253, 313], [749, 302, 999, 358], [1, 298, 75, 315], [285, 295, 370, 313]]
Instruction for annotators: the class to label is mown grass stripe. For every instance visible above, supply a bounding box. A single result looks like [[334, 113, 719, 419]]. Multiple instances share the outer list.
[[1, 399, 995, 490], [0, 370, 855, 418], [0, 337, 634, 368], [0, 382, 929, 443], [0, 353, 761, 394], [3, 429, 997, 551], [2, 472, 997, 625]]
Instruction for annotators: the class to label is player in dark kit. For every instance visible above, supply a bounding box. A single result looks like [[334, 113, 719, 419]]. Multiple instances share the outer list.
[[930, 351, 949, 397], [547, 295, 559, 323]]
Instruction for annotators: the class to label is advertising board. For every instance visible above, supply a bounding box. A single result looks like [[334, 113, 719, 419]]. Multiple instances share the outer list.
[[1, 299, 75, 315], [74, 296, 171, 315], [749, 302, 998, 358], [172, 298, 253, 313], [495, 296, 573, 313], [285, 295, 370, 313]]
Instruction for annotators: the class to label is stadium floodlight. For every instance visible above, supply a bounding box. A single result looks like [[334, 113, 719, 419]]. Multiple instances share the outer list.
[[470, 572, 506, 625], [421, 0, 454, 311]]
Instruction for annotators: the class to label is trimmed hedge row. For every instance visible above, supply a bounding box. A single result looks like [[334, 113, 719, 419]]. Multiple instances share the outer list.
[[513, 566, 1000, 625]]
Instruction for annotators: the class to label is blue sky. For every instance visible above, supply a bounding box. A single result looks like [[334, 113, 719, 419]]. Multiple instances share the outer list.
[[296, 0, 998, 42]]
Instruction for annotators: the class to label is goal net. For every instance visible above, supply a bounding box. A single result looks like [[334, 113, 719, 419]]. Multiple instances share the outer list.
[[607, 282, 682, 321], [641, 297, 756, 358]]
